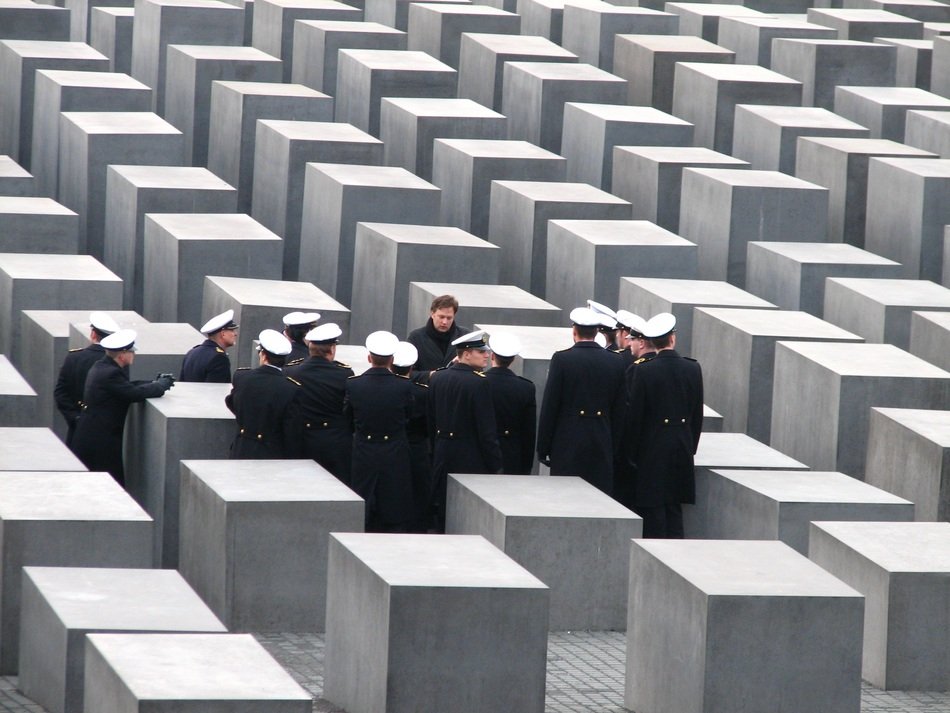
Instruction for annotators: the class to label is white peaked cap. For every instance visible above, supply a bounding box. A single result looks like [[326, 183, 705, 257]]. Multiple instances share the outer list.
[[365, 330, 399, 357]]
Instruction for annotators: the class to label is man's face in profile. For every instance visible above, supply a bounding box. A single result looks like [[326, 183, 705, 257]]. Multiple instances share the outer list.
[[432, 307, 456, 333]]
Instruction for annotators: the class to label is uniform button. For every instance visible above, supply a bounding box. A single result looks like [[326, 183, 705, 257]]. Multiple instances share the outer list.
[[664, 419, 669, 424], [306, 423, 311, 428], [240, 428, 245, 434], [257, 434, 263, 440], [323, 421, 328, 427], [367, 435, 372, 440], [436, 429, 441, 435], [681, 418, 686, 423], [504, 430, 510, 436], [596, 411, 602, 416], [384, 435, 389, 441], [449, 432, 454, 438], [580, 410, 585, 416]]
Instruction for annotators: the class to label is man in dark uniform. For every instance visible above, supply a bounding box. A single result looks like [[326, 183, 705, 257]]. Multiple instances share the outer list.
[[55, 311, 120, 446], [626, 313, 703, 539], [225, 329, 302, 459], [344, 331, 415, 532], [179, 309, 238, 383], [428, 330, 502, 532], [71, 329, 174, 485], [285, 322, 353, 484], [282, 311, 320, 366], [407, 294, 468, 373], [392, 341, 432, 532], [537, 307, 626, 496], [484, 332, 536, 475], [615, 310, 646, 368]]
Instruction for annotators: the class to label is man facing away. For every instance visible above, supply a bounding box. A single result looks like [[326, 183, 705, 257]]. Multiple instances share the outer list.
[[179, 309, 238, 383], [484, 332, 536, 475]]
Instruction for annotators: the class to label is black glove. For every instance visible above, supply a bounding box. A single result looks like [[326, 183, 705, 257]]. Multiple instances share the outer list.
[[156, 376, 175, 390], [539, 455, 552, 468]]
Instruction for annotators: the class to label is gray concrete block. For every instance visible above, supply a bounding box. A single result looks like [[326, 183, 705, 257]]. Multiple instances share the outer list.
[[68, 320, 203, 380], [83, 633, 311, 711], [179, 459, 363, 631], [103, 165, 237, 312], [142, 213, 282, 326], [732, 105, 869, 174], [904, 108, 950, 156], [560, 2, 677, 72], [206, 81, 333, 214], [252, 0, 361, 81], [335, 49, 457, 136], [502, 61, 627, 152], [664, 2, 768, 43], [933, 35, 950, 96], [771, 38, 896, 109], [0, 428, 85, 470], [123, 382, 234, 567], [18, 567, 226, 713], [299, 164, 442, 308], [627, 539, 864, 713], [457, 32, 575, 112], [251, 119, 383, 280], [57, 111, 185, 259], [719, 15, 837, 67], [0, 156, 34, 197], [324, 533, 549, 713], [447, 473, 641, 630], [0, 357, 39, 427], [473, 323, 572, 407], [130, 0, 244, 114], [488, 180, 631, 297], [671, 62, 803, 153], [201, 275, 350, 368], [431, 138, 565, 237], [876, 37, 933, 89], [291, 19, 406, 96], [0, 4, 69, 41], [865, 157, 950, 280], [771, 340, 950, 477], [89, 7, 135, 73], [679, 168, 829, 287], [865, 406, 950, 520], [807, 7, 924, 40], [611, 146, 748, 233], [693, 307, 863, 441], [846, 0, 950, 23], [795, 136, 936, 246], [809, 521, 950, 689], [349, 223, 499, 340], [408, 282, 561, 334], [0, 254, 122, 357], [703, 404, 723, 432], [834, 85, 950, 140], [746, 241, 902, 315], [0, 197, 78, 254], [380, 97, 506, 181], [517, 0, 571, 43], [0, 40, 108, 168], [407, 2, 519, 69], [692, 468, 912, 551], [545, 219, 697, 311], [163, 44, 282, 166], [909, 309, 950, 372], [364, 0, 468, 32], [612, 33, 734, 112], [31, 70, 151, 200], [561, 103, 693, 190], [0, 471, 153, 674]]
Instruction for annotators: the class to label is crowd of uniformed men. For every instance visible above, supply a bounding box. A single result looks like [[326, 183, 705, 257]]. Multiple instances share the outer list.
[[55, 294, 703, 538]]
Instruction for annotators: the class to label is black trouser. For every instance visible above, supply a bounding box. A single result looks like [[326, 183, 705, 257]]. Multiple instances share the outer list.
[[636, 504, 684, 539]]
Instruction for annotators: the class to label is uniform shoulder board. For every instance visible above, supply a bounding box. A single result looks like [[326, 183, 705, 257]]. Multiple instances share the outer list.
[[474, 370, 486, 377], [396, 373, 410, 379], [286, 357, 304, 366], [286, 376, 302, 386], [633, 357, 646, 364], [347, 374, 360, 379], [68, 347, 82, 353], [684, 356, 698, 362], [335, 361, 351, 369], [415, 382, 429, 388], [516, 374, 533, 384], [235, 366, 251, 371], [215, 347, 225, 353]]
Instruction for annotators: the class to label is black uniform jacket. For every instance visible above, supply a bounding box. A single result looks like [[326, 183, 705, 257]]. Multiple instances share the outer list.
[[285, 356, 354, 483], [54, 343, 105, 443], [428, 363, 503, 477], [225, 365, 302, 459], [344, 367, 415, 525], [71, 356, 168, 482], [537, 341, 626, 494], [626, 349, 703, 508], [485, 366, 536, 474], [286, 340, 309, 367], [179, 339, 231, 383], [407, 320, 469, 372]]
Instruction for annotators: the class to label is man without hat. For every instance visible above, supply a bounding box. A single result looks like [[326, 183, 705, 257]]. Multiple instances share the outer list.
[[284, 323, 354, 484], [55, 311, 120, 446], [428, 330, 502, 531], [625, 313, 703, 538], [407, 294, 469, 375], [71, 330, 174, 485], [225, 330, 302, 459], [537, 307, 626, 495], [392, 341, 433, 532], [484, 333, 536, 475], [282, 312, 320, 365], [344, 331, 415, 532], [179, 309, 238, 383]]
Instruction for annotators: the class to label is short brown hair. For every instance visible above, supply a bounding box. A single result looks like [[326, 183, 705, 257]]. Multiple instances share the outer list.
[[430, 294, 459, 313], [309, 343, 334, 358], [370, 354, 392, 368]]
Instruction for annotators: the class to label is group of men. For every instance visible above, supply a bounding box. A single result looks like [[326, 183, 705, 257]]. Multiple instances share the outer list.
[[54, 293, 702, 538]]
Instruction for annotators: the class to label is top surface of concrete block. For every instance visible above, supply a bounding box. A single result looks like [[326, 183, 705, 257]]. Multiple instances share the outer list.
[[665, 2, 766, 18], [462, 32, 574, 55], [109, 164, 234, 190], [0, 253, 120, 281], [713, 468, 913, 504], [686, 166, 825, 189], [259, 119, 383, 143], [0, 356, 35, 396], [147, 213, 281, 241], [871, 406, 950, 445], [676, 61, 802, 84], [0, 471, 150, 520], [85, 633, 312, 699], [412, 282, 559, 311], [810, 521, 950, 572], [436, 137, 562, 159], [22, 567, 226, 630], [779, 340, 950, 377], [35, 70, 149, 91], [142, 382, 233, 419], [872, 154, 950, 176], [0, 196, 74, 216], [567, 102, 693, 126], [493, 180, 630, 205], [474, 323, 573, 357], [205, 275, 347, 309], [737, 104, 868, 130], [506, 60, 625, 82], [695, 432, 809, 469], [60, 111, 181, 135], [837, 85, 950, 106], [624, 277, 777, 307], [617, 145, 748, 164], [358, 222, 495, 246], [633, 539, 862, 596], [382, 96, 503, 118], [182, 458, 362, 502], [339, 48, 455, 71], [0, 156, 30, 178], [548, 219, 693, 246], [449, 473, 639, 518], [751, 241, 901, 266], [307, 161, 437, 188], [214, 80, 328, 98], [829, 277, 950, 306], [696, 306, 862, 339], [0, 429, 87, 471], [616, 32, 738, 51], [1, 40, 107, 60], [331, 532, 549, 588]]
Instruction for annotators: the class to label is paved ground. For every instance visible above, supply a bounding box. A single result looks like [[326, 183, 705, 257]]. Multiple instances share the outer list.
[[1, 630, 947, 712]]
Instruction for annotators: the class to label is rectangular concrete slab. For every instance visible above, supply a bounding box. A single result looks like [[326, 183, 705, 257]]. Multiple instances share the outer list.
[[408, 282, 562, 334]]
